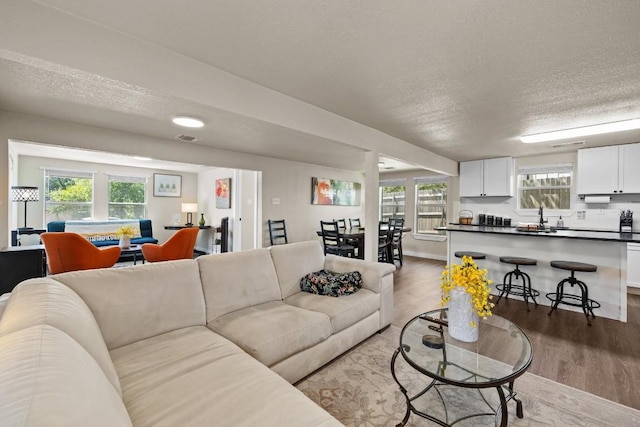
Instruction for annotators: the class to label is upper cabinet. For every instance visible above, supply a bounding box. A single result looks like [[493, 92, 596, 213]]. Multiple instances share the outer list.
[[577, 143, 640, 195], [459, 157, 514, 197]]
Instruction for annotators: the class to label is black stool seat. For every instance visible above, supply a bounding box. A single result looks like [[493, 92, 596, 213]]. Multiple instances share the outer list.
[[500, 256, 537, 266], [496, 256, 539, 310], [454, 251, 486, 259], [547, 260, 599, 325], [550, 260, 597, 273]]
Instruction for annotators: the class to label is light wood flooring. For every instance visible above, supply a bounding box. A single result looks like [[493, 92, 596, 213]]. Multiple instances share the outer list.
[[391, 255, 640, 410]]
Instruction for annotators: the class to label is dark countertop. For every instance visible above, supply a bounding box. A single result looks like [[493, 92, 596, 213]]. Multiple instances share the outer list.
[[445, 224, 640, 243]]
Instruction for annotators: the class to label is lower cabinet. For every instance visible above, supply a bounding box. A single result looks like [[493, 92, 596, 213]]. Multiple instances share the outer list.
[[628, 243, 640, 289]]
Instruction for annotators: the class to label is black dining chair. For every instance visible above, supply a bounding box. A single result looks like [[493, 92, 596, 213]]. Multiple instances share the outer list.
[[320, 221, 355, 257], [389, 221, 405, 266], [267, 219, 288, 246], [334, 218, 347, 230], [378, 221, 392, 262], [349, 218, 361, 228]]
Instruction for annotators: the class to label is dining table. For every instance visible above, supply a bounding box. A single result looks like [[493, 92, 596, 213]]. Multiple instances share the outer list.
[[316, 225, 411, 261]]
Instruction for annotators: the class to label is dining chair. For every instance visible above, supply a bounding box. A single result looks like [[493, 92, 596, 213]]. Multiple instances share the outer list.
[[378, 221, 392, 262], [141, 227, 199, 262], [334, 218, 347, 230], [320, 221, 355, 257], [389, 217, 405, 228], [40, 232, 121, 274], [267, 219, 288, 246], [389, 222, 405, 266], [349, 218, 361, 228]]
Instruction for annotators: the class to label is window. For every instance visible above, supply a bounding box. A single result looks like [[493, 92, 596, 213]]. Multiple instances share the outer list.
[[45, 169, 94, 223], [379, 181, 405, 221], [108, 175, 147, 219], [518, 164, 572, 210], [415, 177, 447, 235]]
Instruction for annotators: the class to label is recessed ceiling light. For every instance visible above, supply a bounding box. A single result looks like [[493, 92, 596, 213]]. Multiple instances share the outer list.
[[133, 156, 152, 161], [521, 118, 640, 143], [172, 116, 204, 128]]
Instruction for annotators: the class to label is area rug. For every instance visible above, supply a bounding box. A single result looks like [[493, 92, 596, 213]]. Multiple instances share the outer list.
[[296, 327, 640, 426]]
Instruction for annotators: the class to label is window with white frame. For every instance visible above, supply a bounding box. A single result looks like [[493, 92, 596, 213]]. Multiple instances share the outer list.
[[415, 177, 447, 235], [518, 164, 573, 210], [108, 175, 147, 219], [379, 180, 405, 221], [44, 169, 94, 223]]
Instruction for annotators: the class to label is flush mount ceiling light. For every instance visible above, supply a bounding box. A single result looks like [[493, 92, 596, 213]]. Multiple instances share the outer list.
[[521, 118, 640, 143], [172, 116, 204, 128]]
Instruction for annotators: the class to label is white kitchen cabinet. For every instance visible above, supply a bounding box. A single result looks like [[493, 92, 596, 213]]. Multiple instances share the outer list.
[[459, 157, 513, 197], [577, 143, 640, 194], [620, 143, 640, 193]]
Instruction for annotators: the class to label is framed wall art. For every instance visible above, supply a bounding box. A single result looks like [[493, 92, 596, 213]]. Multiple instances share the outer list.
[[311, 177, 360, 206], [216, 178, 231, 208], [153, 173, 182, 197]]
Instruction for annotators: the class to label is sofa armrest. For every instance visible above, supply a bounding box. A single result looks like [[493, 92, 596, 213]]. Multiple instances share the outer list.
[[323, 255, 395, 294]]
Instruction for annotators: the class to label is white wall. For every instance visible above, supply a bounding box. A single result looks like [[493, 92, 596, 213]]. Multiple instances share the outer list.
[[379, 169, 454, 261], [1, 112, 365, 252], [17, 155, 198, 244]]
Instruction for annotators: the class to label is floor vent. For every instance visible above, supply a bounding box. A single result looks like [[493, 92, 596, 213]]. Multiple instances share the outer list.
[[175, 134, 199, 142]]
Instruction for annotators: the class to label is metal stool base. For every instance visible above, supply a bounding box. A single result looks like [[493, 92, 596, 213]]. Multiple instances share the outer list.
[[496, 267, 539, 311], [546, 273, 600, 325]]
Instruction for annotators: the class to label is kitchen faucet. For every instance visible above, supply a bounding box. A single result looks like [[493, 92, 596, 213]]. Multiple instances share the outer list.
[[538, 206, 547, 229]]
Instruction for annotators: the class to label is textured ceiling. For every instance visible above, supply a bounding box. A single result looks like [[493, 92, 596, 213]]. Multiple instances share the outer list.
[[2, 1, 640, 170]]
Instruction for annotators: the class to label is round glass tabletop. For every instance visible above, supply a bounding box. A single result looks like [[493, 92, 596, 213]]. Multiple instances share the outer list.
[[399, 308, 532, 387]]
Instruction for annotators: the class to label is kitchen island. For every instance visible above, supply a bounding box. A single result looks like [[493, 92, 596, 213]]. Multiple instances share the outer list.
[[445, 225, 640, 322]]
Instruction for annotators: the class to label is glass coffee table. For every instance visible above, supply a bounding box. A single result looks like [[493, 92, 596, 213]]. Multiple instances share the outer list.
[[391, 309, 532, 427]]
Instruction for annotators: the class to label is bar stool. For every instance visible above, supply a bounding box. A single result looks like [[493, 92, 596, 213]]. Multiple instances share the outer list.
[[454, 251, 486, 260], [547, 260, 600, 326], [495, 256, 539, 310]]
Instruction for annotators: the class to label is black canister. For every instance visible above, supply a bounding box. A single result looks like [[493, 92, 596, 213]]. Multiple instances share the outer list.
[[478, 213, 486, 225], [503, 218, 512, 227], [494, 216, 503, 227], [486, 214, 494, 226]]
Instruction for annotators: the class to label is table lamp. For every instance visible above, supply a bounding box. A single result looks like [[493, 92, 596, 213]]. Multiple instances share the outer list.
[[182, 203, 198, 227], [11, 186, 39, 231]]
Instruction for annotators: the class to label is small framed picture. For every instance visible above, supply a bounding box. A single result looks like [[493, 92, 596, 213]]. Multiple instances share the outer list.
[[154, 173, 182, 197]]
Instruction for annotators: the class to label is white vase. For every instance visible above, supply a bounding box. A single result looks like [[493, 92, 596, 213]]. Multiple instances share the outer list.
[[447, 287, 479, 342], [119, 235, 131, 249]]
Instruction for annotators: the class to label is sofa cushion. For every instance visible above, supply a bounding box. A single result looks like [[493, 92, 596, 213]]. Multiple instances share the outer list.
[[110, 326, 341, 427], [0, 278, 122, 396], [54, 260, 205, 350], [285, 289, 380, 334], [0, 325, 132, 427], [208, 300, 332, 367], [270, 241, 326, 299], [198, 249, 282, 322]]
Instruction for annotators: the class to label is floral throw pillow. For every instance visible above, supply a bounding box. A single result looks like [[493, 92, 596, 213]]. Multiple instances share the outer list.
[[300, 269, 363, 297]]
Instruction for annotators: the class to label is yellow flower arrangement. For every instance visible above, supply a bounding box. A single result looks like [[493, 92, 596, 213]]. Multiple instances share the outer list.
[[116, 225, 136, 238], [441, 255, 494, 327]]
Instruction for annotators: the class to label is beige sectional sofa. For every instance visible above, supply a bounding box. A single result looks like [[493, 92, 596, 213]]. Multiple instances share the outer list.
[[0, 241, 395, 426]]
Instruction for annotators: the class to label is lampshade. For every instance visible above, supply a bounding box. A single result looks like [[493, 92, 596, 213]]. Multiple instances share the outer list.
[[11, 186, 39, 202], [181, 203, 198, 213]]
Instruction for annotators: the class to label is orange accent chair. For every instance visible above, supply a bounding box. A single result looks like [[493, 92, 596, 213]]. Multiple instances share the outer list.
[[40, 232, 122, 274], [141, 227, 199, 262]]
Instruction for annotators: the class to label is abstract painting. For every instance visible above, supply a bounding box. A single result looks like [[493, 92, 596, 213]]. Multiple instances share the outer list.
[[216, 178, 231, 208], [311, 177, 360, 206]]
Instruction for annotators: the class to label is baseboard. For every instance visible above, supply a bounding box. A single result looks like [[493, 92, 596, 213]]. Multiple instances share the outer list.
[[403, 250, 447, 262], [628, 286, 640, 296]]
